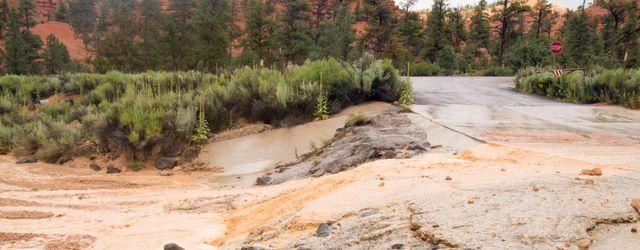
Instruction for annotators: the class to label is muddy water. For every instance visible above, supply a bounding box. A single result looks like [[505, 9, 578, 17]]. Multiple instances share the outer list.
[[194, 102, 397, 187]]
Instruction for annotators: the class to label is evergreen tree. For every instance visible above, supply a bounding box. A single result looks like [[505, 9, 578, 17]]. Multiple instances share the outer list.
[[17, 0, 36, 29], [315, 0, 355, 60], [241, 0, 278, 66], [492, 0, 530, 65], [139, 0, 165, 70], [448, 8, 467, 51], [192, 0, 232, 70], [437, 45, 456, 75], [531, 0, 552, 39], [17, 0, 42, 74], [616, 1, 640, 68], [360, 0, 399, 56], [4, 10, 28, 75], [424, 0, 448, 62], [561, 8, 597, 67], [55, 2, 69, 22], [277, 0, 313, 65], [164, 0, 195, 70], [43, 34, 71, 74], [469, 0, 491, 50], [0, 0, 8, 37], [311, 0, 329, 45], [68, 0, 97, 50], [397, 0, 424, 57], [99, 0, 142, 72]]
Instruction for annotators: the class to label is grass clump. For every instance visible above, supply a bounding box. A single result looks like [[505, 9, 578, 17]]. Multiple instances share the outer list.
[[344, 114, 370, 128], [0, 57, 410, 162], [515, 67, 640, 109]]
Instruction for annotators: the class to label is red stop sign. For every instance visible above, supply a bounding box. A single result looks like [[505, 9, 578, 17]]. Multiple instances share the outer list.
[[550, 41, 563, 54]]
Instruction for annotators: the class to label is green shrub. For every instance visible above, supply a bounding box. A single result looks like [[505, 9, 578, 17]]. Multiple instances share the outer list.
[[515, 67, 640, 109], [483, 66, 514, 76], [0, 57, 408, 161], [409, 62, 442, 76], [344, 114, 370, 127], [127, 161, 144, 171]]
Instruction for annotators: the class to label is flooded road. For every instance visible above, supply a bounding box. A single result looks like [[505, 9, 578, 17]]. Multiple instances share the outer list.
[[411, 76, 640, 168], [195, 102, 397, 187], [2, 77, 640, 249]]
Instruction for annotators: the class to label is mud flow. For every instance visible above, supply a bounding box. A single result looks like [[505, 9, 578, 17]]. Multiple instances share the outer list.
[[2, 78, 640, 249]]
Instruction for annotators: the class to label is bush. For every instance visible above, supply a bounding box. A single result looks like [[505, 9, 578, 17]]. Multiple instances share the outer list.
[[0, 57, 408, 161], [515, 67, 640, 109], [483, 66, 514, 76], [410, 62, 442, 76]]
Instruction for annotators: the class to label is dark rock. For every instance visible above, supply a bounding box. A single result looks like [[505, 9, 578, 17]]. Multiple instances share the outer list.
[[16, 155, 38, 164], [57, 156, 72, 164], [240, 246, 264, 250], [163, 144, 183, 157], [159, 170, 173, 176], [106, 166, 121, 174], [260, 111, 430, 185], [360, 209, 378, 217], [163, 243, 185, 250], [256, 175, 272, 185], [89, 163, 101, 172], [391, 243, 405, 249], [316, 223, 335, 237], [181, 147, 199, 162], [155, 157, 177, 170]]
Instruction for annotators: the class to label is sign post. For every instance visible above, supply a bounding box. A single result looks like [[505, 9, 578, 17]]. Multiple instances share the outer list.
[[550, 41, 564, 77]]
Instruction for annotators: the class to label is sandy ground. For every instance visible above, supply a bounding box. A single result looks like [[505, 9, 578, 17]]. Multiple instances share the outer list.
[[2, 78, 640, 249]]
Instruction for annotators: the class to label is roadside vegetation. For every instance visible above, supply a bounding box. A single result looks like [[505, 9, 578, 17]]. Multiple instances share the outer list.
[[515, 67, 640, 109], [3, 0, 639, 77], [0, 57, 411, 163]]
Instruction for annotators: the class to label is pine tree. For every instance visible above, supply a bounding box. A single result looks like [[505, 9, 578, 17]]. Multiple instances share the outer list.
[[360, 0, 399, 56], [192, 0, 232, 70], [99, 0, 142, 72], [0, 0, 8, 37], [4, 10, 28, 75], [492, 0, 530, 65], [531, 0, 552, 39], [315, 0, 355, 60], [397, 0, 423, 58], [17, 0, 42, 74], [469, 0, 491, 50], [278, 0, 313, 65], [17, 0, 36, 28], [68, 0, 97, 50], [164, 0, 195, 70], [448, 7, 467, 51], [561, 8, 597, 67], [616, 1, 640, 68], [424, 0, 448, 62], [241, 0, 278, 66], [139, 0, 165, 70], [42, 34, 71, 74], [437, 45, 456, 75], [311, 0, 329, 45], [55, 2, 69, 22]]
